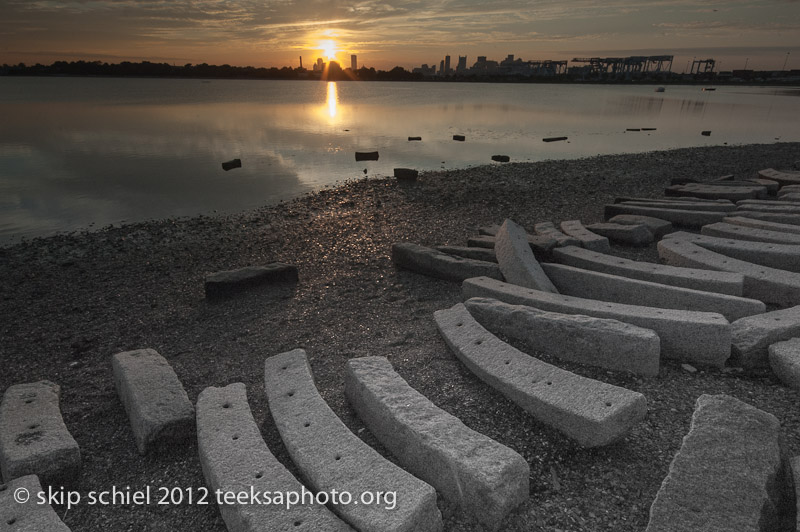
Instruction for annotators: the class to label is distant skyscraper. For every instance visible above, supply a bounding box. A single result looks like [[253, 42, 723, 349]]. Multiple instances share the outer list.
[[299, 56, 303, 69], [439, 59, 445, 76], [351, 55, 357, 71], [457, 56, 467, 72], [445, 55, 451, 75], [313, 58, 325, 72]]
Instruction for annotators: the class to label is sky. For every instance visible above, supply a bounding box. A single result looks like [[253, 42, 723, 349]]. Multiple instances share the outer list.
[[1, 0, 799, 72]]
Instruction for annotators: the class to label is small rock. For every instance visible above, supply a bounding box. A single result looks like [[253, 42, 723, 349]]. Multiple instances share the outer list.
[[681, 364, 698, 373]]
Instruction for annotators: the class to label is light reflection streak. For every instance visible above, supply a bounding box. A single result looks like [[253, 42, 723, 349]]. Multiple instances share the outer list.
[[326, 81, 338, 119]]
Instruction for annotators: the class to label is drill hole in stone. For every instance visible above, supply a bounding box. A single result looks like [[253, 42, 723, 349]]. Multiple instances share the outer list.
[[475, 340, 483, 345], [255, 472, 264, 479], [287, 392, 295, 397], [335, 455, 342, 461], [606, 402, 612, 407], [294, 521, 302, 527], [28, 424, 39, 430], [7, 518, 16, 525], [304, 422, 311, 427], [232, 434, 239, 441], [222, 403, 230, 409]]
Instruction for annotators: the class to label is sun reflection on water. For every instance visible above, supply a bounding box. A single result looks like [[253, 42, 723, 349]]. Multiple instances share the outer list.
[[326, 81, 338, 119]]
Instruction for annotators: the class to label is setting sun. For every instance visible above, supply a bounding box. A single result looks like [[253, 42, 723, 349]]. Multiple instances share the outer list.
[[319, 39, 338, 61]]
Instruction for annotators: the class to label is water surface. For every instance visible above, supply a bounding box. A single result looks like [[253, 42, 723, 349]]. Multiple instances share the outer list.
[[1, 78, 798, 242]]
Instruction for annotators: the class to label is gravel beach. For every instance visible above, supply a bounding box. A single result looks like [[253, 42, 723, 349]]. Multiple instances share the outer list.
[[2, 142, 800, 531]]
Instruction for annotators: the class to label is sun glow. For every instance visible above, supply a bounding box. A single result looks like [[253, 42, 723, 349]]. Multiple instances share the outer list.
[[319, 39, 338, 61]]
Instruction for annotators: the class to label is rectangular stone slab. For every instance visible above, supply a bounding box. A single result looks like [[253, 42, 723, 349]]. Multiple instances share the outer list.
[[604, 204, 727, 228], [112, 348, 195, 455], [559, 220, 610, 253], [733, 211, 800, 226], [768, 338, 800, 390], [196, 383, 353, 532], [465, 297, 660, 376], [646, 394, 793, 532], [552, 245, 744, 296], [467, 234, 557, 255], [205, 263, 298, 298], [264, 349, 442, 532], [435, 246, 497, 263], [0, 381, 80, 484], [391, 242, 503, 283], [344, 356, 529, 531], [731, 306, 800, 368], [614, 196, 732, 204], [462, 276, 731, 367], [759, 168, 800, 187], [540, 263, 765, 322], [494, 219, 558, 292], [664, 231, 800, 273], [657, 238, 800, 306], [620, 201, 737, 212], [533, 222, 580, 247], [666, 184, 767, 200], [702, 222, 800, 245], [607, 215, 674, 238], [585, 222, 653, 246], [738, 203, 800, 215], [724, 216, 800, 235], [737, 199, 800, 208], [0, 475, 71, 531], [777, 185, 800, 197], [434, 303, 647, 447]]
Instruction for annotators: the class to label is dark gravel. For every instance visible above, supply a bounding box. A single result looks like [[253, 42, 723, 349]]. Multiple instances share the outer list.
[[1, 142, 799, 531]]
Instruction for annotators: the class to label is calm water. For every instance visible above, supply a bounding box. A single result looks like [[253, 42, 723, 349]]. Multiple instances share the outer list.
[[1, 77, 798, 242]]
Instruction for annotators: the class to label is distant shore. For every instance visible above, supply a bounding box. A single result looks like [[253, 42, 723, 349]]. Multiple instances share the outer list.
[[2, 142, 799, 531]]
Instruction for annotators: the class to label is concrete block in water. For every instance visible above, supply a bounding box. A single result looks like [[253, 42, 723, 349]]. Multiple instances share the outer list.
[[394, 168, 418, 181], [264, 349, 442, 532], [434, 303, 647, 447], [112, 348, 195, 455], [0, 381, 80, 484], [465, 297, 660, 376], [494, 219, 558, 292], [646, 394, 793, 532], [196, 383, 353, 532], [345, 356, 528, 531]]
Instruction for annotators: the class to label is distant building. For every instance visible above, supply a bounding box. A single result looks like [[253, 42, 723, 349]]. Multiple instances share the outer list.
[[457, 56, 467, 73], [439, 59, 445, 76], [351, 55, 357, 71], [444, 55, 451, 75], [412, 64, 437, 77], [313, 58, 325, 72]]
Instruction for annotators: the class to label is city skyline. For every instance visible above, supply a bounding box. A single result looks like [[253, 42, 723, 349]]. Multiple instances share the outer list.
[[1, 1, 798, 72]]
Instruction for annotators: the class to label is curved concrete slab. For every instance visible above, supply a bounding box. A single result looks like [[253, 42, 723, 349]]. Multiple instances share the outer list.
[[777, 185, 800, 197], [391, 242, 503, 283], [196, 383, 353, 532], [465, 297, 660, 376], [585, 222, 653, 246], [665, 184, 767, 200], [345, 356, 528, 531], [0, 475, 71, 531], [614, 196, 732, 204], [737, 203, 800, 215], [552, 246, 744, 296], [664, 231, 800, 273], [264, 349, 442, 532], [434, 246, 497, 263], [731, 306, 800, 368], [559, 220, 611, 253], [467, 234, 557, 254], [494, 219, 558, 292], [606, 214, 674, 238], [603, 204, 727, 228], [112, 348, 195, 455], [646, 395, 792, 532], [724, 216, 800, 235], [702, 222, 800, 245], [434, 303, 647, 447], [657, 238, 800, 306], [769, 338, 800, 390], [540, 263, 764, 321], [0, 381, 80, 485], [461, 276, 731, 366]]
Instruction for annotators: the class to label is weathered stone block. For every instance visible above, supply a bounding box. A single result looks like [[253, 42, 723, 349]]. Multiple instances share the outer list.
[[724, 216, 800, 235], [465, 297, 660, 376], [0, 381, 80, 484], [205, 263, 298, 298], [494, 219, 558, 292], [769, 338, 800, 390], [559, 220, 610, 253], [607, 214, 674, 238], [664, 231, 800, 273], [265, 349, 442, 532], [533, 222, 580, 248], [434, 304, 647, 447], [702, 222, 800, 245], [0, 475, 71, 531], [604, 204, 727, 228], [435, 246, 497, 263], [731, 306, 800, 368], [646, 394, 793, 532], [392, 242, 503, 282], [112, 348, 195, 455], [345, 356, 528, 531], [585, 222, 653, 246]]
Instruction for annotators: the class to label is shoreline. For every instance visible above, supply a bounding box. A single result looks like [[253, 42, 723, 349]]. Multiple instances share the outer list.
[[2, 142, 800, 531]]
